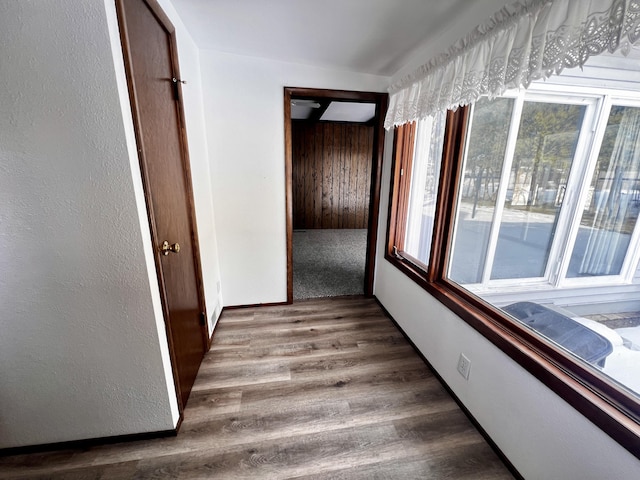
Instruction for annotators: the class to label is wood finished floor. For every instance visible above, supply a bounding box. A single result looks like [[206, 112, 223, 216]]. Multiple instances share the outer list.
[[0, 296, 514, 479]]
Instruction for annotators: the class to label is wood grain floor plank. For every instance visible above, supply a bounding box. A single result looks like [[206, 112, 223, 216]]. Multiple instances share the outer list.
[[0, 296, 514, 480], [192, 360, 291, 390], [131, 423, 410, 480], [201, 338, 362, 367]]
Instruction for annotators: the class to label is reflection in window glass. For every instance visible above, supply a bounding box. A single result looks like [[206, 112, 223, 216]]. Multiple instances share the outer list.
[[568, 105, 640, 277], [449, 97, 514, 284], [404, 112, 446, 264], [491, 102, 585, 279]]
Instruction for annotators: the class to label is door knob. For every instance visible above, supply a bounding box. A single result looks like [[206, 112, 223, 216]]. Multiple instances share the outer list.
[[160, 241, 180, 255]]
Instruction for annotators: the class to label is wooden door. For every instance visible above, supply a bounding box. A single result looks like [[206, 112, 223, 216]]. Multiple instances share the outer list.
[[117, 0, 207, 410]]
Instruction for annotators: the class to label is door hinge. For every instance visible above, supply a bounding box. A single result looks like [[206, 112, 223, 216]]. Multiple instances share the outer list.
[[171, 77, 186, 101], [199, 311, 206, 326]]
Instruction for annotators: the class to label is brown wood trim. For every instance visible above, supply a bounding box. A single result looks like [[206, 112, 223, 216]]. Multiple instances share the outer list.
[[397, 123, 417, 251], [384, 123, 416, 261], [287, 88, 385, 103], [143, 0, 174, 34], [373, 296, 525, 480], [222, 302, 289, 311], [284, 87, 388, 302], [163, 5, 210, 354], [0, 428, 178, 457], [284, 88, 294, 304], [174, 411, 184, 433], [207, 319, 217, 350], [382, 105, 640, 460], [384, 128, 401, 260], [365, 93, 388, 296], [427, 108, 468, 282]]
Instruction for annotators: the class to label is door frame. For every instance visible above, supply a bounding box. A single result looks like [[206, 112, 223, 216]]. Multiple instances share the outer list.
[[284, 87, 388, 303], [116, 0, 209, 415]]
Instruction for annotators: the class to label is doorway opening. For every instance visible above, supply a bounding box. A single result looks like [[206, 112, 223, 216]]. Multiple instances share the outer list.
[[284, 88, 387, 302]]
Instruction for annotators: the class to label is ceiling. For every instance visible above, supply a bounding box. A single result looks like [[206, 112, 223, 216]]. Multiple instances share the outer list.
[[291, 100, 376, 122], [171, 0, 485, 76]]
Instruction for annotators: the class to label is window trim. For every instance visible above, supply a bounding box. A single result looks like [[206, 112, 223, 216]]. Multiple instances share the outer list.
[[385, 106, 640, 460]]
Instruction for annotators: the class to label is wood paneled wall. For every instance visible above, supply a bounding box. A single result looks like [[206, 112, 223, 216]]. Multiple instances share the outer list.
[[292, 121, 373, 229]]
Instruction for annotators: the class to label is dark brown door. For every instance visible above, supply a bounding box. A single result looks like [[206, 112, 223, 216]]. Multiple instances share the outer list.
[[117, 0, 207, 410]]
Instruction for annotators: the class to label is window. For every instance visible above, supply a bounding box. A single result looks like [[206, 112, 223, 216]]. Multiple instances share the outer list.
[[386, 85, 640, 459], [388, 113, 447, 268], [449, 92, 640, 290]]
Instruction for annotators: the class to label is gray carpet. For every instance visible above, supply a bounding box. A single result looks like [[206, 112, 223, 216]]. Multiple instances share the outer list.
[[293, 229, 367, 299]]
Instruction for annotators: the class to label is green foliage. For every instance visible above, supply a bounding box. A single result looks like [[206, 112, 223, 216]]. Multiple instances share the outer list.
[[462, 96, 587, 208], [461, 97, 513, 203]]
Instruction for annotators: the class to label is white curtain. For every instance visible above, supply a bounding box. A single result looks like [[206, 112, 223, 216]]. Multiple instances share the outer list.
[[404, 112, 446, 262], [580, 107, 640, 276], [385, 0, 640, 129]]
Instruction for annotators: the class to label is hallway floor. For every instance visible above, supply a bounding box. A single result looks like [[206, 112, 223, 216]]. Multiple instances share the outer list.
[[0, 297, 515, 479]]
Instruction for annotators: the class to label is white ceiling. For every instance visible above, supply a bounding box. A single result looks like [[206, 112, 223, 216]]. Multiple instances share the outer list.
[[321, 102, 376, 122], [291, 101, 376, 122], [171, 0, 486, 76]]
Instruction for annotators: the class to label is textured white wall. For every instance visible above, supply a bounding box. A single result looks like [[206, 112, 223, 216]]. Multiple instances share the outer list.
[[0, 0, 178, 448], [199, 51, 389, 306], [373, 4, 640, 475]]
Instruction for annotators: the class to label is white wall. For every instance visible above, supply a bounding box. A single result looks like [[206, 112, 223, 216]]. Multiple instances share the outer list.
[[200, 52, 389, 306], [0, 0, 179, 448], [375, 263, 640, 479], [373, 15, 640, 479], [156, 0, 223, 334]]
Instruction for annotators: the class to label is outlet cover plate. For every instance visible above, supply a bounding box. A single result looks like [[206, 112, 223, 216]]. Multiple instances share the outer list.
[[457, 353, 471, 380]]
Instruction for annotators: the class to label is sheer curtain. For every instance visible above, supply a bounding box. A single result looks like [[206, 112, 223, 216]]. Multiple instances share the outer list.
[[580, 107, 640, 275], [385, 0, 640, 129], [404, 112, 446, 263]]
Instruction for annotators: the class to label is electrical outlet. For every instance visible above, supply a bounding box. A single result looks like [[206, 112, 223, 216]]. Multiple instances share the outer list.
[[457, 353, 471, 380]]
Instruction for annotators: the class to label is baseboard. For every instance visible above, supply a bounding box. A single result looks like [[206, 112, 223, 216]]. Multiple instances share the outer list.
[[207, 320, 219, 350], [0, 428, 178, 457], [373, 296, 524, 480], [208, 328, 215, 350], [222, 301, 289, 310]]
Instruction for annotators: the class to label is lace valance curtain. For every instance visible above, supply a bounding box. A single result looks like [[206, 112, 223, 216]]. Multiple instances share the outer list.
[[385, 0, 640, 129]]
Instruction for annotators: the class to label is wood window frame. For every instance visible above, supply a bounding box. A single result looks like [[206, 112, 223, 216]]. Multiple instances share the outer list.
[[385, 107, 640, 460]]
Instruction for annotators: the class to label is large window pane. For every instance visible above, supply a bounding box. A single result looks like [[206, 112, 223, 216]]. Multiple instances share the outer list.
[[404, 112, 446, 264], [491, 101, 586, 279], [449, 97, 514, 283], [568, 105, 640, 277]]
